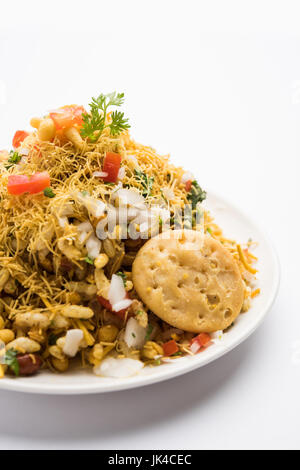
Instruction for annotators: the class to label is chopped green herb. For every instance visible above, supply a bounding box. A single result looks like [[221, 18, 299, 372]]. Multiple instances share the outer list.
[[131, 333, 136, 338], [136, 310, 143, 316], [5, 151, 21, 170], [48, 333, 58, 346], [154, 358, 161, 366], [85, 257, 94, 265], [116, 271, 127, 286], [145, 324, 153, 341], [134, 169, 154, 198], [3, 349, 19, 376], [187, 180, 207, 210], [43, 187, 56, 198], [81, 92, 130, 142], [81, 190, 89, 197], [172, 351, 183, 357], [206, 227, 212, 235]]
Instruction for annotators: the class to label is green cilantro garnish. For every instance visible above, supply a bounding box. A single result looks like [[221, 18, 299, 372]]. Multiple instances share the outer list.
[[131, 333, 136, 338], [43, 187, 56, 198], [5, 151, 21, 170], [187, 181, 207, 210], [85, 257, 94, 265], [81, 92, 130, 142], [172, 351, 182, 357], [134, 169, 154, 198], [206, 227, 212, 235], [145, 324, 153, 341], [116, 271, 127, 286], [3, 349, 20, 376], [48, 334, 58, 346]]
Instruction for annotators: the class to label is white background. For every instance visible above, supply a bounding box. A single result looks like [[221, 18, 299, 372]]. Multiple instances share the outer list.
[[0, 0, 299, 450]]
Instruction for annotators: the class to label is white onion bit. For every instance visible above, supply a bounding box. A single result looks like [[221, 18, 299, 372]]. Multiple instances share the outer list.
[[93, 171, 108, 178], [94, 357, 144, 378], [108, 274, 126, 306], [86, 234, 101, 259], [63, 329, 83, 357], [124, 317, 146, 349], [181, 172, 194, 184]]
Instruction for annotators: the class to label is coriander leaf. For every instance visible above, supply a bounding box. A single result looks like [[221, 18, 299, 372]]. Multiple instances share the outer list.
[[116, 271, 127, 286], [48, 334, 58, 346], [109, 111, 130, 136], [80, 92, 130, 142], [43, 187, 56, 198], [85, 256, 94, 265], [145, 324, 153, 341], [5, 151, 21, 170], [4, 349, 20, 376], [187, 180, 206, 210], [134, 169, 154, 198]]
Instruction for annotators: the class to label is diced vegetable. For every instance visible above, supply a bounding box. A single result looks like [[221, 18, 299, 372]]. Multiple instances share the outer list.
[[102, 152, 122, 183], [163, 339, 179, 356], [12, 130, 29, 149], [7, 172, 51, 195], [190, 333, 211, 349], [50, 105, 85, 131], [185, 180, 192, 192], [97, 295, 130, 319]]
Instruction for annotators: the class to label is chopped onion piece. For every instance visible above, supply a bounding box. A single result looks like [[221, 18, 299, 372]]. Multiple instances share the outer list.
[[112, 298, 132, 312], [108, 274, 126, 306], [111, 188, 145, 207], [94, 357, 144, 378], [76, 192, 106, 218], [118, 167, 126, 181], [162, 187, 175, 201], [181, 172, 194, 184], [190, 341, 201, 354], [58, 216, 68, 228], [86, 234, 101, 259], [93, 171, 108, 178], [63, 329, 83, 357], [124, 317, 146, 349], [19, 148, 30, 156], [77, 221, 93, 233], [211, 330, 224, 344]]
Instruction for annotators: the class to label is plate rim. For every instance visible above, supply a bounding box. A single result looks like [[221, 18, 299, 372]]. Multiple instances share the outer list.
[[0, 190, 280, 395]]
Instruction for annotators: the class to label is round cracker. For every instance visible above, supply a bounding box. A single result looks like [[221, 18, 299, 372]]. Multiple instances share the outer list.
[[132, 230, 244, 333]]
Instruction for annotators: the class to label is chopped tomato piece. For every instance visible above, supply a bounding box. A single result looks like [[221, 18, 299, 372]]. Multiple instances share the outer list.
[[163, 339, 179, 356], [7, 172, 51, 195], [12, 130, 29, 149], [185, 180, 192, 192], [102, 152, 122, 183], [50, 105, 85, 131], [97, 295, 129, 320], [191, 333, 211, 348]]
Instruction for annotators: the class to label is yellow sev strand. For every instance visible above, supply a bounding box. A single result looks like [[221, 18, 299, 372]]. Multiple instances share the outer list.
[[0, 365, 5, 379], [251, 288, 261, 298], [74, 320, 95, 346], [237, 244, 257, 274]]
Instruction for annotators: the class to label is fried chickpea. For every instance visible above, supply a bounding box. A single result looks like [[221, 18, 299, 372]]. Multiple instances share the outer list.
[[51, 357, 69, 372], [94, 254, 109, 269], [38, 118, 56, 142], [0, 329, 15, 344], [98, 325, 119, 343]]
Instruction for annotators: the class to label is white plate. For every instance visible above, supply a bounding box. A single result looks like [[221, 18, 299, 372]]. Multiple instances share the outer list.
[[0, 191, 280, 395]]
